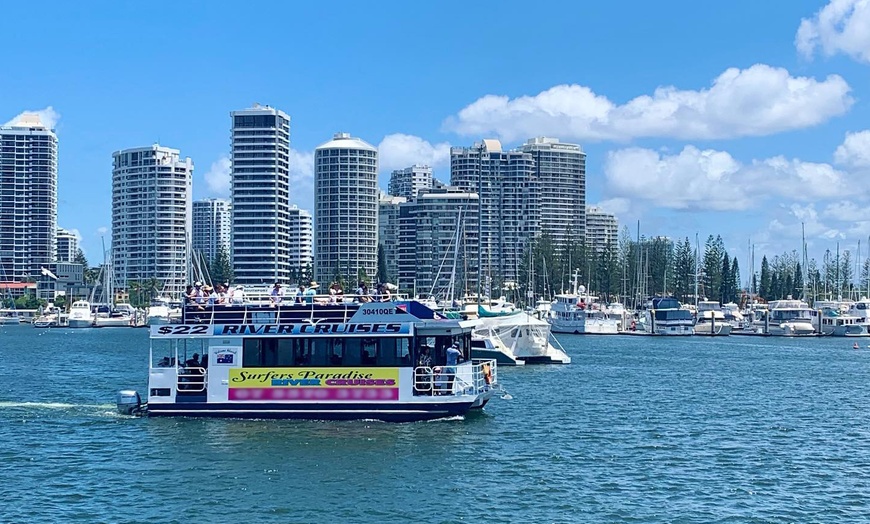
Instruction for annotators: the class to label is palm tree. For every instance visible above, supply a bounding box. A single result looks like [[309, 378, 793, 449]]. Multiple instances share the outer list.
[[128, 281, 143, 307]]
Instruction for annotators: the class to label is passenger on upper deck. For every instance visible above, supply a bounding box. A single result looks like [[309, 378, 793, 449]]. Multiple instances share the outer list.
[[270, 283, 284, 306], [329, 282, 343, 300], [356, 281, 371, 303], [231, 285, 245, 305], [295, 285, 306, 304], [304, 282, 318, 304], [203, 285, 215, 305]]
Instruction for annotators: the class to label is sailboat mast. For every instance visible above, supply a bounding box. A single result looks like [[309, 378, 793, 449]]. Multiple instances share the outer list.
[[694, 233, 699, 307], [801, 222, 808, 301]]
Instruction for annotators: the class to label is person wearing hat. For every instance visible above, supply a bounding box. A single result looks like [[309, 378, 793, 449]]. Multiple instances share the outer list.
[[303, 281, 318, 304], [444, 342, 462, 395], [270, 282, 284, 306], [231, 284, 245, 305]]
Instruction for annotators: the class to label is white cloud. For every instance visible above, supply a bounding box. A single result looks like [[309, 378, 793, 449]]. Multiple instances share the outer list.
[[444, 64, 852, 142], [377, 134, 451, 172], [96, 226, 108, 235], [203, 156, 231, 196], [3, 106, 61, 129], [592, 198, 632, 217], [289, 149, 314, 185], [834, 130, 870, 167], [603, 146, 851, 212], [822, 200, 870, 221], [796, 0, 870, 64]]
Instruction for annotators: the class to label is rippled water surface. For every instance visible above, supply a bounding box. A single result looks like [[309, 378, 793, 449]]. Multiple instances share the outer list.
[[2, 325, 870, 523]]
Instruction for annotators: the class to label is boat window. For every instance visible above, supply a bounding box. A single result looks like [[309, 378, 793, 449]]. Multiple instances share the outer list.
[[239, 337, 414, 367]]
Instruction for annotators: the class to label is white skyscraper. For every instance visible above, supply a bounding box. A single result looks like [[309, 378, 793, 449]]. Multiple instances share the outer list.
[[192, 199, 231, 264], [314, 132, 379, 283], [585, 206, 619, 253], [230, 104, 292, 285], [378, 194, 407, 284], [288, 205, 313, 280], [388, 165, 433, 200], [0, 114, 57, 281], [520, 137, 586, 248], [451, 139, 538, 290], [56, 228, 79, 263], [111, 144, 192, 297]]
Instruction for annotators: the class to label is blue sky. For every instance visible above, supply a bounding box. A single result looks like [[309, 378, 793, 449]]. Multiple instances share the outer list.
[[3, 0, 870, 270]]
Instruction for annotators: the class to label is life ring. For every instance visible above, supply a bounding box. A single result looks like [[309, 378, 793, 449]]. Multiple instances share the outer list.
[[482, 363, 492, 384]]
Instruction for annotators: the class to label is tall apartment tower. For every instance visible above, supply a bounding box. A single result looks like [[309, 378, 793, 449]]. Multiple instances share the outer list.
[[378, 194, 407, 283], [450, 139, 538, 291], [111, 145, 192, 297], [314, 133, 378, 284], [0, 114, 57, 281], [585, 206, 618, 253], [230, 104, 292, 285], [288, 205, 313, 279], [192, 198, 231, 263], [396, 187, 479, 297], [388, 165, 433, 200], [520, 137, 586, 248], [56, 228, 79, 262]]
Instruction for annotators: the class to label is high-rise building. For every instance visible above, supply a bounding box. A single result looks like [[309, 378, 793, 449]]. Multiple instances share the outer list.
[[396, 187, 479, 297], [314, 132, 378, 283], [378, 194, 407, 283], [388, 165, 433, 200], [520, 137, 586, 247], [111, 144, 192, 297], [0, 114, 57, 281], [288, 205, 313, 280], [585, 206, 618, 253], [451, 139, 538, 291], [56, 228, 79, 263], [192, 199, 231, 264], [230, 104, 292, 285]]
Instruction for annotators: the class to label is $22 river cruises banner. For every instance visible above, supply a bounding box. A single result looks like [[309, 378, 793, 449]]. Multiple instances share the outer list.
[[151, 322, 412, 337], [228, 368, 400, 401]]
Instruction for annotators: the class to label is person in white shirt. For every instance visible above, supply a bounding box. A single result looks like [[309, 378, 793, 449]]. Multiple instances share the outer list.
[[270, 283, 284, 306], [231, 285, 245, 305]]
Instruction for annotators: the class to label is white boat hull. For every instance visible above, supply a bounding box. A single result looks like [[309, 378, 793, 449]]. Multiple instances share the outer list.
[[0, 317, 20, 325], [95, 317, 134, 328], [68, 318, 94, 328], [693, 322, 732, 336]]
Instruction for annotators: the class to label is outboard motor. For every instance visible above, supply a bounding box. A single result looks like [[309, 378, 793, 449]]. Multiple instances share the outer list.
[[116, 390, 143, 416]]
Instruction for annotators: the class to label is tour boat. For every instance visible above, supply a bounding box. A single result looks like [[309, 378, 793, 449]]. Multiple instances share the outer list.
[[116, 299, 504, 422]]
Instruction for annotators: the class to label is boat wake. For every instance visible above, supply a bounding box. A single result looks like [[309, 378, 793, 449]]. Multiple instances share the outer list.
[[0, 401, 115, 411]]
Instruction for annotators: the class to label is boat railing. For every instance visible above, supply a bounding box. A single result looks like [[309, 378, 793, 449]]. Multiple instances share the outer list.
[[412, 359, 497, 396], [182, 293, 410, 325], [177, 367, 206, 392]]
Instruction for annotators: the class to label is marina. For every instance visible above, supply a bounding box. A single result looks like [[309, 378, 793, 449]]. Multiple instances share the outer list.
[[3, 324, 870, 522]]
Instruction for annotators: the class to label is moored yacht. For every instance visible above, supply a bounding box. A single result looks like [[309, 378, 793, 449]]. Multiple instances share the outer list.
[[547, 284, 620, 335], [95, 303, 137, 327], [693, 300, 732, 336], [640, 297, 694, 336], [476, 308, 570, 364], [812, 300, 867, 337], [846, 298, 870, 334], [757, 298, 815, 336], [68, 300, 95, 328], [116, 298, 505, 422]]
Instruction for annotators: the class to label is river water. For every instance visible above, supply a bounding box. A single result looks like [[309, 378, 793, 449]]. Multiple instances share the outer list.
[[1, 325, 869, 523]]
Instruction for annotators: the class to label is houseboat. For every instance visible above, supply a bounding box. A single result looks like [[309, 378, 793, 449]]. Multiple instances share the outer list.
[[117, 298, 503, 422]]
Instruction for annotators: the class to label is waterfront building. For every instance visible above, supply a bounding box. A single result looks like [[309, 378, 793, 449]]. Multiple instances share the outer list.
[[56, 228, 79, 263], [0, 114, 57, 281], [288, 205, 313, 281], [111, 144, 192, 298], [378, 194, 407, 284], [230, 104, 292, 285], [388, 165, 434, 201], [396, 187, 479, 298], [520, 137, 586, 248], [35, 262, 84, 301], [314, 132, 378, 284], [585, 206, 618, 253], [450, 139, 537, 291], [192, 198, 231, 264]]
